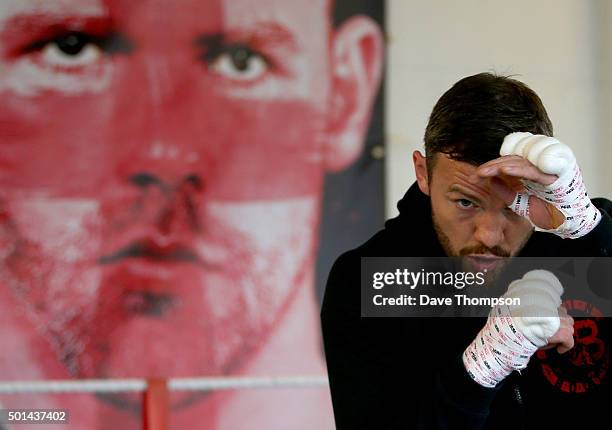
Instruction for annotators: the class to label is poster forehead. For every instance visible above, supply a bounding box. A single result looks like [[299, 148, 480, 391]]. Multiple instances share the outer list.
[[221, 0, 329, 36], [0, 0, 106, 23]]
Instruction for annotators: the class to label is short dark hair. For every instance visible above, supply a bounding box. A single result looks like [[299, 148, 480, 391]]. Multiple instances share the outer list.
[[332, 0, 384, 28], [424, 73, 553, 170]]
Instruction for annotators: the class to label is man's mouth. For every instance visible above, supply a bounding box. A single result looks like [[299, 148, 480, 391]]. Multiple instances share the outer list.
[[465, 255, 503, 272]]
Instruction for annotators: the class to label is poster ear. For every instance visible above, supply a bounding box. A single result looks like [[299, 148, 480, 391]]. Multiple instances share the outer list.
[[323, 16, 383, 171]]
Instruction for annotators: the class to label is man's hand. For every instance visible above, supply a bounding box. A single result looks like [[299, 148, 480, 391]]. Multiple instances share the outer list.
[[463, 270, 573, 388], [471, 132, 601, 238], [471, 155, 565, 230], [541, 306, 575, 354]]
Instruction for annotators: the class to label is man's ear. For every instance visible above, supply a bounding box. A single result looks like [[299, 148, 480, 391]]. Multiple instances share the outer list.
[[322, 16, 383, 171], [413, 150, 430, 195]]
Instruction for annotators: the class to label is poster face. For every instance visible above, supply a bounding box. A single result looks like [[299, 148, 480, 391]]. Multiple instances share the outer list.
[[0, 0, 384, 428]]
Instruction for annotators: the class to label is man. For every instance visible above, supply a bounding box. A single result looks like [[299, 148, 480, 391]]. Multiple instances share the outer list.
[[322, 73, 612, 429], [0, 0, 383, 428]]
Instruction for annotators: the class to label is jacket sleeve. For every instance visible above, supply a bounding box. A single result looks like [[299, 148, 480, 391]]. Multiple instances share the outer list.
[[572, 199, 612, 256], [320, 251, 500, 430]]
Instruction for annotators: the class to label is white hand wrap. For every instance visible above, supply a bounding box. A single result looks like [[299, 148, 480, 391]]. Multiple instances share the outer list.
[[463, 270, 563, 388], [500, 132, 601, 238]]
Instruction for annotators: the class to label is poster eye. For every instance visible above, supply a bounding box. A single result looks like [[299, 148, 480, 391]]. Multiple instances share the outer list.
[[40, 33, 102, 67], [209, 46, 268, 81]]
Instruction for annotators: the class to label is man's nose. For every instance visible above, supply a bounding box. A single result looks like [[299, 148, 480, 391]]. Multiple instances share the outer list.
[[128, 172, 203, 234], [473, 211, 505, 249]]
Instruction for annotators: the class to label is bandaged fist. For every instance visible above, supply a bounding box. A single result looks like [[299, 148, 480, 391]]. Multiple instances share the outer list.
[[474, 132, 601, 238], [504, 269, 563, 346], [463, 270, 573, 388]]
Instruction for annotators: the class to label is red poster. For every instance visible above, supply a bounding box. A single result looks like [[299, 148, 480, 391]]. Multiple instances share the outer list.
[[0, 1, 384, 428]]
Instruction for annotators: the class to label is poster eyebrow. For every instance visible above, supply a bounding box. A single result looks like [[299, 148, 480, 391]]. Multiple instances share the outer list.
[[194, 22, 298, 50], [1, 13, 118, 55]]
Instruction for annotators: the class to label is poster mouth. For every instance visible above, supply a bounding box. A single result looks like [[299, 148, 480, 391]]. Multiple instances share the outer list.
[[98, 238, 200, 265]]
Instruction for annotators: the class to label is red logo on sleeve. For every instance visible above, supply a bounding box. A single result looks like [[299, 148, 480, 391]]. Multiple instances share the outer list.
[[536, 300, 609, 394]]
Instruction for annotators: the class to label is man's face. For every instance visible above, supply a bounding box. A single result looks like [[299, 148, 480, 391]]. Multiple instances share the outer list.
[[0, 0, 334, 382], [422, 154, 533, 272]]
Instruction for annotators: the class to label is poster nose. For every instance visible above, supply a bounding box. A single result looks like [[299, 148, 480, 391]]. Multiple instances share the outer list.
[[127, 170, 204, 234]]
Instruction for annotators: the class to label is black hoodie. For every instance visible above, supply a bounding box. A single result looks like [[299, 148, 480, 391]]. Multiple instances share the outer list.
[[321, 182, 612, 429]]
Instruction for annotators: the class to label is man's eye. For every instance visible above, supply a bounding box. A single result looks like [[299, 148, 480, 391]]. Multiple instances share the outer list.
[[456, 199, 476, 209], [209, 46, 269, 81], [41, 33, 102, 67]]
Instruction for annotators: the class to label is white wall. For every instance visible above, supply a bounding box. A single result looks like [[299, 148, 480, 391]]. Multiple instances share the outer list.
[[386, 0, 612, 217]]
